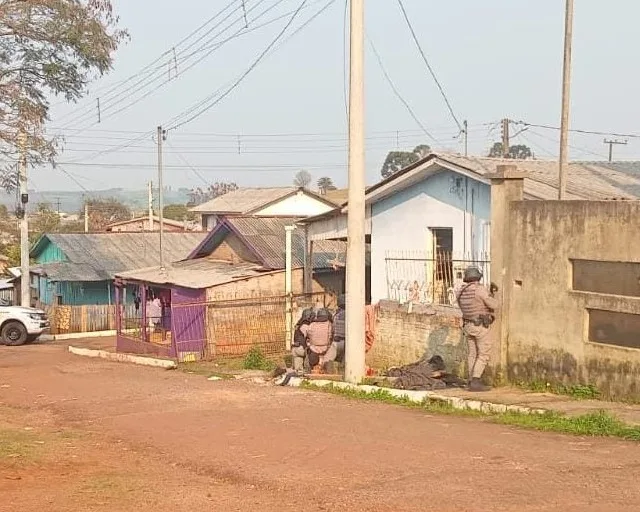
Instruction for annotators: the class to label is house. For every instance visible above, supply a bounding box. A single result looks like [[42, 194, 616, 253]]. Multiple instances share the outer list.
[[303, 152, 640, 305], [105, 215, 198, 233], [114, 216, 362, 360], [29, 232, 207, 306], [190, 187, 339, 230]]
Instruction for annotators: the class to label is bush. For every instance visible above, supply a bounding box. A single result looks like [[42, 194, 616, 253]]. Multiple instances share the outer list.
[[243, 346, 272, 371]]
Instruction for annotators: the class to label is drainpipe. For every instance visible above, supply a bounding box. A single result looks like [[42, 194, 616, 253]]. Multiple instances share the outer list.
[[285, 225, 295, 351]]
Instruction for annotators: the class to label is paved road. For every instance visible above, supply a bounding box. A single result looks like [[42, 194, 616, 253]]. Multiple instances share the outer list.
[[1, 341, 640, 512]]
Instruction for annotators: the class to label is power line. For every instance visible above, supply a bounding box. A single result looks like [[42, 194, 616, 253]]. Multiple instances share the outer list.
[[515, 120, 640, 140], [367, 34, 440, 145], [166, 141, 211, 186], [395, 0, 463, 132], [168, 0, 324, 131]]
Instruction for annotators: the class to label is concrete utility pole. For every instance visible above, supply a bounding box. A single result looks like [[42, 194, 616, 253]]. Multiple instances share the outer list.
[[604, 139, 627, 162], [344, 0, 366, 384], [18, 133, 29, 307], [463, 120, 469, 157], [157, 126, 166, 269], [148, 180, 154, 231], [501, 118, 510, 158], [84, 203, 89, 233], [558, 0, 574, 199], [284, 225, 294, 351]]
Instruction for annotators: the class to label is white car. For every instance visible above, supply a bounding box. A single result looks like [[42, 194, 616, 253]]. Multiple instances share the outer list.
[[0, 305, 50, 346]]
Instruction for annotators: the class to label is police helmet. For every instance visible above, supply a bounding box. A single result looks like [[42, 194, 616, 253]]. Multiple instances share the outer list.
[[463, 266, 483, 283], [300, 308, 316, 323], [314, 308, 331, 322]]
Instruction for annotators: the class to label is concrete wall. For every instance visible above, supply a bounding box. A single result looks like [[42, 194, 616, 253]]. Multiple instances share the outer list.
[[367, 301, 465, 374], [370, 169, 490, 302], [505, 200, 640, 399]]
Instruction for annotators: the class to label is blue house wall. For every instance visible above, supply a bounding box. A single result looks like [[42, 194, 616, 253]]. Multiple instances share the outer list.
[[370, 169, 491, 303]]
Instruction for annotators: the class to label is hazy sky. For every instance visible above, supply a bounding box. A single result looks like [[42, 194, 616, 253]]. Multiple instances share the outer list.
[[30, 0, 640, 192]]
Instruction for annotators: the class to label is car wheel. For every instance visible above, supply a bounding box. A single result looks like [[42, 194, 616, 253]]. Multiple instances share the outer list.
[[1, 321, 28, 346]]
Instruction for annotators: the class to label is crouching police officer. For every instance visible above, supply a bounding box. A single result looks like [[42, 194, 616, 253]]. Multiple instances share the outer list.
[[457, 266, 499, 392]]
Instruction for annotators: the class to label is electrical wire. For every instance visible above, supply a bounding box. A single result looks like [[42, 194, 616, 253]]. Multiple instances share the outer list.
[[395, 0, 463, 132], [367, 34, 440, 145], [515, 120, 640, 140]]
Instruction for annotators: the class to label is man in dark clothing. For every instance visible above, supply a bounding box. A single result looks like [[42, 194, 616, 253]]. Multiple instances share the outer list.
[[291, 308, 314, 373], [332, 294, 346, 363]]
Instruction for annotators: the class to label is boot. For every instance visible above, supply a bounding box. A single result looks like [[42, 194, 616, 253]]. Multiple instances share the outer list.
[[468, 378, 490, 392]]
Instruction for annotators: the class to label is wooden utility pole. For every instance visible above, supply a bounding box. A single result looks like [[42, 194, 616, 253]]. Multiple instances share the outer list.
[[463, 120, 468, 157], [157, 126, 166, 269], [18, 133, 29, 307], [558, 0, 574, 199], [501, 118, 510, 158], [604, 139, 627, 162], [344, 0, 366, 384]]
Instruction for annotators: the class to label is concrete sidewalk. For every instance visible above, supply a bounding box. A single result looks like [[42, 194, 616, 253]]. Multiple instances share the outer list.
[[434, 387, 640, 425]]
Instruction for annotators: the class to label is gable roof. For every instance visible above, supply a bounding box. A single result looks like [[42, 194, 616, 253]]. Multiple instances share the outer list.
[[105, 216, 187, 230], [365, 153, 640, 203], [322, 188, 349, 206], [30, 232, 207, 282], [189, 216, 358, 270], [189, 187, 338, 214]]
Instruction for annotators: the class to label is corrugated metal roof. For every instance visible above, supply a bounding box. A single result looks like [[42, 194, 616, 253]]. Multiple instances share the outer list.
[[225, 216, 363, 269], [189, 187, 298, 214], [437, 154, 640, 200], [33, 233, 207, 282], [117, 260, 265, 289], [105, 216, 188, 229]]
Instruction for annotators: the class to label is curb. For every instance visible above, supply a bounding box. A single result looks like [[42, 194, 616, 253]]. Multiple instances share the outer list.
[[68, 346, 177, 369], [285, 377, 548, 416], [42, 330, 116, 341]]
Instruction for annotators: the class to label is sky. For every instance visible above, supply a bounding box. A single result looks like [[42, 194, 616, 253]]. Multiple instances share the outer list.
[[30, 0, 640, 192]]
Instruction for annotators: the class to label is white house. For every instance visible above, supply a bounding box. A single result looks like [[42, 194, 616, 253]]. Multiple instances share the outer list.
[[190, 187, 340, 230], [302, 152, 640, 305]]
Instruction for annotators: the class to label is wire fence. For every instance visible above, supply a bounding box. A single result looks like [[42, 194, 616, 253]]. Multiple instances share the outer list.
[[385, 250, 490, 306]]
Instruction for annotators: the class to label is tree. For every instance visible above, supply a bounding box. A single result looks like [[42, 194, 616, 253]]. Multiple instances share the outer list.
[[380, 144, 431, 178], [0, 1, 127, 184], [187, 182, 238, 206], [317, 176, 337, 195], [83, 197, 130, 231], [488, 142, 533, 160], [163, 204, 195, 222], [31, 202, 60, 236], [293, 170, 312, 188]]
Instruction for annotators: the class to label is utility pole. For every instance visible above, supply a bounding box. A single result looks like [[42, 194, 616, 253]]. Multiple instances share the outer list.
[[18, 133, 29, 307], [84, 203, 89, 233], [55, 197, 61, 215], [148, 180, 154, 231], [463, 120, 469, 157], [558, 0, 574, 199], [157, 126, 167, 269], [604, 139, 627, 162], [344, 0, 366, 384], [501, 118, 510, 158]]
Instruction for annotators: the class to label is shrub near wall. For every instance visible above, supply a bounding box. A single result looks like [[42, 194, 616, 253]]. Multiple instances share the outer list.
[[368, 300, 465, 374]]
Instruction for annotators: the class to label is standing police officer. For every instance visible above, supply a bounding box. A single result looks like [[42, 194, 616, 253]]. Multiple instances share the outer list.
[[457, 266, 499, 392]]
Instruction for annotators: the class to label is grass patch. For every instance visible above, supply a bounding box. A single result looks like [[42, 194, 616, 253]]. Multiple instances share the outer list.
[[242, 346, 276, 371], [517, 380, 601, 400], [302, 382, 640, 441]]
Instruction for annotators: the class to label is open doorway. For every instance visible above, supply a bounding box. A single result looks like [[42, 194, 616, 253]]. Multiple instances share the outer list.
[[428, 227, 454, 303]]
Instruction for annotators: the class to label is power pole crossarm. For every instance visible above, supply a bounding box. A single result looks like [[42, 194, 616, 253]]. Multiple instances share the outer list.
[[603, 139, 627, 162]]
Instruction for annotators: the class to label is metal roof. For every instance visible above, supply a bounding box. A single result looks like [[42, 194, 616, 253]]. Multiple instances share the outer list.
[[31, 232, 207, 282], [189, 187, 298, 214], [116, 260, 266, 289], [105, 216, 188, 230]]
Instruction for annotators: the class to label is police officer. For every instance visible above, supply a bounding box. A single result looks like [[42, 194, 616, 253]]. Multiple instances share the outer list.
[[332, 294, 346, 363], [457, 266, 499, 392]]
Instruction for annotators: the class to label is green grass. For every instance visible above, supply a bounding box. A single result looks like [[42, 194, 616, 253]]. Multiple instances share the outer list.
[[242, 346, 276, 371], [517, 380, 602, 400], [302, 382, 640, 441]]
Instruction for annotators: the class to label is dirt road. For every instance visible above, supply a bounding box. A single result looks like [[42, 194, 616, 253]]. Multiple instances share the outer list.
[[1, 341, 640, 512]]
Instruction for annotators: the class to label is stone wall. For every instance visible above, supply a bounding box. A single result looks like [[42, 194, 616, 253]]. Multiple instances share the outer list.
[[367, 300, 465, 374]]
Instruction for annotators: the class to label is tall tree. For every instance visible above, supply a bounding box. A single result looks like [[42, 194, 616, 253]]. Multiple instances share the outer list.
[[163, 204, 195, 222], [187, 181, 238, 206], [488, 142, 533, 160], [0, 0, 127, 182], [30, 202, 60, 236], [380, 144, 431, 178], [317, 176, 336, 194], [83, 197, 130, 231], [293, 170, 312, 188]]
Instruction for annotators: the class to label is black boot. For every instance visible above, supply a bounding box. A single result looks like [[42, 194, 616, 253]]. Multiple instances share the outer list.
[[468, 378, 490, 392]]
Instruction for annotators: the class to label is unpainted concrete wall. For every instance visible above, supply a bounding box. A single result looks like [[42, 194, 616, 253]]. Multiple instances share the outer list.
[[367, 300, 466, 374], [506, 200, 640, 400]]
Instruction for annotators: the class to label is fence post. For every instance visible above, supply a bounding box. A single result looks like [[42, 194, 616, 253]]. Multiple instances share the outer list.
[[487, 165, 525, 384], [80, 305, 88, 333]]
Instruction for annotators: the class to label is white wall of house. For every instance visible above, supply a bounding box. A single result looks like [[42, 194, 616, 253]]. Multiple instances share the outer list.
[[370, 169, 491, 303], [254, 191, 334, 217]]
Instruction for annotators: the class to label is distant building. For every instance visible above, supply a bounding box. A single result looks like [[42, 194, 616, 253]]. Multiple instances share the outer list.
[[105, 215, 199, 233], [189, 187, 339, 230]]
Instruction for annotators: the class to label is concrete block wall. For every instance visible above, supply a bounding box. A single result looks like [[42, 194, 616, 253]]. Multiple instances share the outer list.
[[368, 300, 466, 374]]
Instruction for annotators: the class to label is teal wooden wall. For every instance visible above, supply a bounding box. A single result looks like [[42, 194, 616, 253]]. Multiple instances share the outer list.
[[34, 239, 67, 264]]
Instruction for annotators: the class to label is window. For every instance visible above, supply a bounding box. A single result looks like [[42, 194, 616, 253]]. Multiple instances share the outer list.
[[588, 309, 640, 349], [572, 259, 640, 298]]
